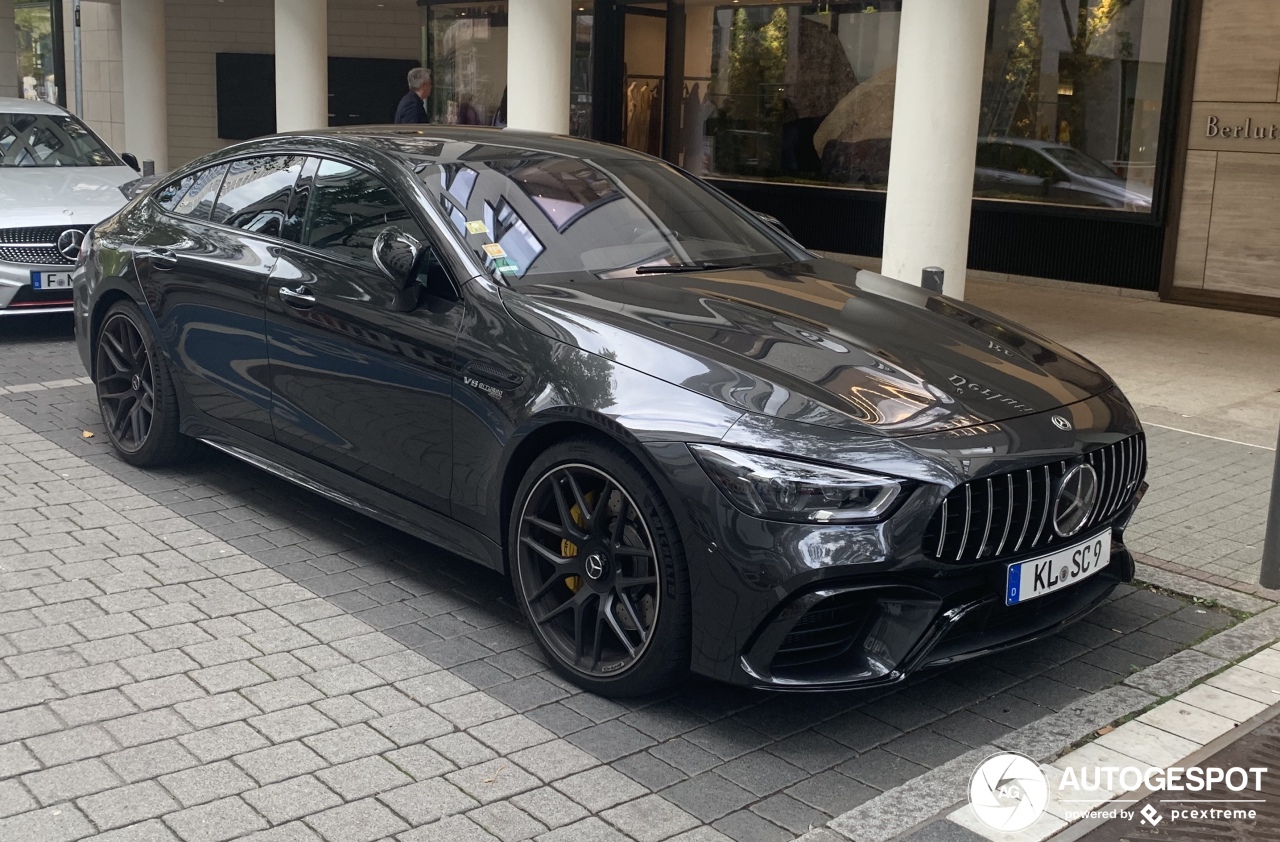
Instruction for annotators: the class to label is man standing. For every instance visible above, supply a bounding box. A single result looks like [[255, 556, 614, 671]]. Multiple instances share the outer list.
[[395, 67, 432, 124]]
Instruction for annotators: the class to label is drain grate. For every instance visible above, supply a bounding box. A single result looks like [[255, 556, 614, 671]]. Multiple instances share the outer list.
[[1077, 716, 1280, 840]]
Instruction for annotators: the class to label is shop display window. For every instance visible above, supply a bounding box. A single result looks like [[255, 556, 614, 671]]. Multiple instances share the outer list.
[[679, 0, 1172, 213], [422, 1, 593, 136], [15, 0, 59, 103]]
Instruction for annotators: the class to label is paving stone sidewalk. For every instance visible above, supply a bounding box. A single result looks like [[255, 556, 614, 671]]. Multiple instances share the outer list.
[[1125, 426, 1273, 588], [0, 375, 1242, 842]]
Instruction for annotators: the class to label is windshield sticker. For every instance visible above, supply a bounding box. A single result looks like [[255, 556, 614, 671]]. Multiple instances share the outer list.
[[466, 221, 488, 235], [482, 243, 507, 259]]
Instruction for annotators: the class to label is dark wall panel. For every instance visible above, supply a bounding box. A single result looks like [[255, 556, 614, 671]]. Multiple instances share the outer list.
[[216, 53, 420, 141]]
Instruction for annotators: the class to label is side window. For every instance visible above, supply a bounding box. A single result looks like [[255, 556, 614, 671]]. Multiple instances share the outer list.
[[975, 142, 1001, 170], [282, 157, 319, 244], [303, 159, 426, 268], [211, 156, 305, 238], [1009, 147, 1054, 181], [153, 176, 192, 212], [172, 164, 228, 221]]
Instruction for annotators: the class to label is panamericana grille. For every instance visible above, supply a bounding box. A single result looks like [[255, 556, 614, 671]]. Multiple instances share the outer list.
[[924, 433, 1146, 564], [772, 592, 871, 671], [0, 226, 89, 266]]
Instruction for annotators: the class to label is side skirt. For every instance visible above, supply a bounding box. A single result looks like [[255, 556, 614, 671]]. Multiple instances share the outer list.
[[188, 425, 505, 573]]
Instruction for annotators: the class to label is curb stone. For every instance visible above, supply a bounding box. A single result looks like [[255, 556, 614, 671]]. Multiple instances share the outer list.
[[1193, 606, 1280, 661], [803, 601, 1280, 842], [1134, 562, 1275, 613], [1123, 649, 1228, 698]]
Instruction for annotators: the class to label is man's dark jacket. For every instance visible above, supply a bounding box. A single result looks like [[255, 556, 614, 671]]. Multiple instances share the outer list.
[[394, 91, 428, 124]]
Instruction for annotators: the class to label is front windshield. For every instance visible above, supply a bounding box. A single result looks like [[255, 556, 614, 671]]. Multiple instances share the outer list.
[[0, 112, 121, 168], [1040, 146, 1118, 181], [408, 146, 796, 281]]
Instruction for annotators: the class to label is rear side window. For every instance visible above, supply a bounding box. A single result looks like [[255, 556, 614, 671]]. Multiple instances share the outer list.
[[211, 156, 305, 238], [303, 159, 425, 268], [154, 177, 190, 212], [165, 165, 228, 220]]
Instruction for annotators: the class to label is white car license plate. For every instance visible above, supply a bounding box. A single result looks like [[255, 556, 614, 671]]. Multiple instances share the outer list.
[[1005, 531, 1111, 606], [31, 271, 73, 290]]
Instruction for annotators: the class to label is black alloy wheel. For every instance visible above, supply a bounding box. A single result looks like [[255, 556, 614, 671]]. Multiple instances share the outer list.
[[94, 301, 192, 467], [96, 311, 156, 453], [511, 439, 689, 696]]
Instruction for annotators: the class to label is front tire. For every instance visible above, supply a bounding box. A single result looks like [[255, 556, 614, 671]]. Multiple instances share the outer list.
[[509, 438, 691, 697], [94, 301, 193, 467]]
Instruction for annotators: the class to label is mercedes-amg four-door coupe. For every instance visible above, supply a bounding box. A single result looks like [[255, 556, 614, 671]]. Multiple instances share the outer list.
[[74, 127, 1146, 697]]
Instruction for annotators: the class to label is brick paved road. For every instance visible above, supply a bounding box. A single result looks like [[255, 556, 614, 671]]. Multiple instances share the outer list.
[[0, 321, 1238, 842]]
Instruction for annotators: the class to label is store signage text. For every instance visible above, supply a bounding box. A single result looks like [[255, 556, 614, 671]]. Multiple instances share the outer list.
[[1205, 115, 1280, 140]]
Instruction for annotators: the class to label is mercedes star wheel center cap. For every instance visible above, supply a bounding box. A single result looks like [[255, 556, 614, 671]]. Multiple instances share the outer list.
[[584, 553, 606, 580], [1053, 464, 1099, 537]]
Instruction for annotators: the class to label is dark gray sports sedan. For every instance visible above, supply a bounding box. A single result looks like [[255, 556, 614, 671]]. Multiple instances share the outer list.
[[73, 127, 1146, 696]]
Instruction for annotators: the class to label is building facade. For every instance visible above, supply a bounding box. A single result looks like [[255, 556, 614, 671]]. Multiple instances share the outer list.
[[2, 0, 1277, 316]]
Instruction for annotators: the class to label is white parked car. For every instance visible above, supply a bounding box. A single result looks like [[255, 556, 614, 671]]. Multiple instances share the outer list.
[[1, 97, 141, 316]]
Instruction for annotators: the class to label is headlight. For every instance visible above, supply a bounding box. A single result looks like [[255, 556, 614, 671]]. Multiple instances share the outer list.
[[690, 444, 904, 523]]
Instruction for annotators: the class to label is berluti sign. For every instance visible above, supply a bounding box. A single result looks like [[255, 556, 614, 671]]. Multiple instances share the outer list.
[[1189, 102, 1280, 152]]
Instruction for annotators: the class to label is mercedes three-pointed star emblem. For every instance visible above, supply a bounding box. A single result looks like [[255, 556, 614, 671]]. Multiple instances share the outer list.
[[1052, 464, 1099, 537]]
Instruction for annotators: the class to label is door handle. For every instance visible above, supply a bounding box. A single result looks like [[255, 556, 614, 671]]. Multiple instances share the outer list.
[[278, 285, 316, 309], [144, 248, 178, 270]]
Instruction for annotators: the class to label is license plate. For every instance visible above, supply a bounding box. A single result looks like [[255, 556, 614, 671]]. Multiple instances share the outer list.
[[1005, 531, 1111, 606], [31, 271, 72, 290]]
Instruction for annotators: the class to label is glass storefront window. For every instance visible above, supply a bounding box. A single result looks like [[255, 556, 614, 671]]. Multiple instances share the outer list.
[[680, 0, 1172, 213], [16, 0, 58, 103], [424, 3, 510, 126], [421, 1, 592, 135], [571, 5, 593, 137]]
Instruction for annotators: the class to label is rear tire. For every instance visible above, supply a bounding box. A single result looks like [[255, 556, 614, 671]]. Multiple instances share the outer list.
[[509, 437, 691, 697], [93, 300, 194, 467]]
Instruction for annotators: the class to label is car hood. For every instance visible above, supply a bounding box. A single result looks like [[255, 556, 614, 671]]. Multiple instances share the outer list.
[[0, 167, 135, 228], [500, 259, 1114, 437]]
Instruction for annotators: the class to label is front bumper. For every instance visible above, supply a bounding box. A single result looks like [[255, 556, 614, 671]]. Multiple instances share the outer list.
[[645, 389, 1146, 690], [734, 531, 1135, 690], [1, 261, 76, 315]]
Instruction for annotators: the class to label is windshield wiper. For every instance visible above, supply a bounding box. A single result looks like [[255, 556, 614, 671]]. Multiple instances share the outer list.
[[632, 261, 747, 275]]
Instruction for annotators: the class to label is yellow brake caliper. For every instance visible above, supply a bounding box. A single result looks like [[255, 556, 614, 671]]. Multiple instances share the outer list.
[[561, 492, 595, 594]]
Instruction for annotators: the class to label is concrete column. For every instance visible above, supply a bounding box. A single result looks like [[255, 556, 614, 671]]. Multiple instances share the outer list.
[[0, 0, 18, 98], [507, 0, 571, 133], [121, 0, 169, 171], [275, 0, 328, 132], [881, 0, 989, 299]]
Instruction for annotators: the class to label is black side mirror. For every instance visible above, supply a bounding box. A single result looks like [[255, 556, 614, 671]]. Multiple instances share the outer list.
[[373, 226, 424, 288], [121, 152, 141, 173]]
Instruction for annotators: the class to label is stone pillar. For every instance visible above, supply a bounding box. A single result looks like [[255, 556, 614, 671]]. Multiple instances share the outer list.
[[121, 0, 169, 171], [0, 0, 18, 98], [275, 0, 328, 132], [881, 0, 989, 299], [507, 0, 571, 133]]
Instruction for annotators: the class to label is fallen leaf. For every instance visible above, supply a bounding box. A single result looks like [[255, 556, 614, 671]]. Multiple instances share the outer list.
[[82, 430, 94, 438], [1096, 726, 1115, 736]]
